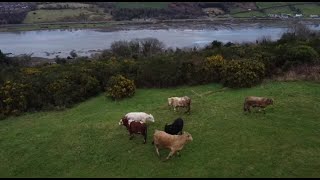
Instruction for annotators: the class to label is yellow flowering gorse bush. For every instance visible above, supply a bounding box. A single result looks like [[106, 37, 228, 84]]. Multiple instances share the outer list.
[[106, 75, 136, 100]]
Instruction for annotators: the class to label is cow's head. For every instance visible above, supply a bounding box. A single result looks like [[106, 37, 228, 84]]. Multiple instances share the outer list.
[[183, 131, 193, 142], [119, 119, 123, 125], [148, 114, 155, 122], [168, 98, 172, 106], [164, 123, 170, 132], [266, 98, 274, 105]]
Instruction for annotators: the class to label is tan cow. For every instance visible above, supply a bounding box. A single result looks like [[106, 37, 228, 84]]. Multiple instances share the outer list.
[[152, 130, 193, 161]]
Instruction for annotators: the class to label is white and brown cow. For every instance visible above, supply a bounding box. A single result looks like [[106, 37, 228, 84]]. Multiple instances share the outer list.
[[243, 96, 274, 113], [168, 96, 191, 114]]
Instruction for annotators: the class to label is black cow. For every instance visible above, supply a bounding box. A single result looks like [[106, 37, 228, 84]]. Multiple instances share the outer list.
[[164, 117, 184, 135]]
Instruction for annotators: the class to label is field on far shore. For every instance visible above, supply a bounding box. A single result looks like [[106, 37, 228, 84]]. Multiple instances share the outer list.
[[115, 2, 170, 9], [23, 3, 110, 24], [0, 81, 319, 177]]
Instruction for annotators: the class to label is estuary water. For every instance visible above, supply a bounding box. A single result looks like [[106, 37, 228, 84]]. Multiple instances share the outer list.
[[0, 23, 319, 58]]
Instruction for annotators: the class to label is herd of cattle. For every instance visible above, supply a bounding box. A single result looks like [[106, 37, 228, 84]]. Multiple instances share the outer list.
[[118, 96, 274, 161]]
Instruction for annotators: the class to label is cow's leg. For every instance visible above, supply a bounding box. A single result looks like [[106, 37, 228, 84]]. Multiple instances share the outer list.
[[155, 145, 160, 157], [243, 103, 247, 112], [186, 104, 191, 114], [173, 106, 176, 112], [257, 106, 262, 112], [177, 151, 181, 157], [143, 133, 146, 144], [129, 132, 134, 140], [165, 150, 176, 160]]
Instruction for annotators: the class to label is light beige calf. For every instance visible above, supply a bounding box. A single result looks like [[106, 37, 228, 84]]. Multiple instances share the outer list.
[[153, 130, 193, 160]]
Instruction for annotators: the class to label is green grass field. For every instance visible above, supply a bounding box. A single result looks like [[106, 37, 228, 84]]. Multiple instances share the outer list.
[[255, 2, 306, 9], [115, 2, 170, 9], [264, 6, 294, 15], [229, 7, 247, 14], [232, 11, 266, 18], [294, 4, 320, 16], [0, 81, 320, 177], [238, 2, 318, 18], [23, 9, 109, 24], [0, 23, 114, 32], [256, 2, 289, 9]]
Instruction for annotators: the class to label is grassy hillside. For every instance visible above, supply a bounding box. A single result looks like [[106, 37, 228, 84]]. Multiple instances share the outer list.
[[255, 2, 306, 9], [18, 2, 320, 24], [0, 81, 320, 177]]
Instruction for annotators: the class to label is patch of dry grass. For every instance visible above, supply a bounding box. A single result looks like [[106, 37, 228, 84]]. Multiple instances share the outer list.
[[275, 65, 320, 82]]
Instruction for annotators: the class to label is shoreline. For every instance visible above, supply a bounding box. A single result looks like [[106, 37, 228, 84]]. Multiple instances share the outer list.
[[2, 18, 320, 65], [1, 18, 320, 32]]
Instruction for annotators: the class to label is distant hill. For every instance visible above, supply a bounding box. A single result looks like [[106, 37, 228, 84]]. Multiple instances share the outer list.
[[1, 2, 320, 24]]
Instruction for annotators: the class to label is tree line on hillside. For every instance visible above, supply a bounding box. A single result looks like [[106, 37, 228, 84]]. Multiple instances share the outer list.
[[0, 2, 36, 24]]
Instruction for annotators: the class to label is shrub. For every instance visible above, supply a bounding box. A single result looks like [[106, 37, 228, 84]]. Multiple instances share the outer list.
[[46, 72, 100, 107], [79, 60, 121, 91], [211, 40, 223, 48], [46, 78, 73, 107], [139, 38, 165, 57], [110, 40, 132, 58], [70, 50, 78, 58], [0, 81, 29, 116], [136, 56, 184, 87], [119, 59, 139, 83], [55, 56, 67, 64], [203, 54, 226, 82], [221, 60, 265, 88], [73, 73, 100, 99], [281, 45, 319, 70], [106, 75, 136, 100]]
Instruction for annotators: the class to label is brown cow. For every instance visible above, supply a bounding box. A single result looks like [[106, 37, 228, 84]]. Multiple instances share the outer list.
[[244, 96, 274, 113]]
